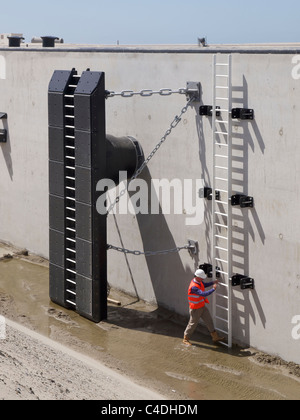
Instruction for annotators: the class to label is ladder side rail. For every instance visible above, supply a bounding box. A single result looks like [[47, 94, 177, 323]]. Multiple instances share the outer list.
[[227, 54, 233, 348], [212, 54, 218, 324]]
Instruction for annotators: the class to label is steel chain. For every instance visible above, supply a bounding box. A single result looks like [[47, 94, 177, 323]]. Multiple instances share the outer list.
[[107, 244, 190, 257], [107, 88, 187, 98], [106, 95, 196, 257]]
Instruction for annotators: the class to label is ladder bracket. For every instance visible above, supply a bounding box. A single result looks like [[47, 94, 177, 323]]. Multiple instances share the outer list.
[[0, 129, 7, 143], [186, 82, 201, 103], [200, 263, 221, 279], [231, 108, 254, 120], [201, 187, 220, 201], [231, 194, 254, 208], [232, 274, 255, 290], [200, 105, 221, 117]]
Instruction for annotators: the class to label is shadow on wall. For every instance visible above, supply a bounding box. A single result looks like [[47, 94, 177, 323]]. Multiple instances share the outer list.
[[0, 119, 13, 180], [112, 167, 198, 314], [196, 75, 267, 346]]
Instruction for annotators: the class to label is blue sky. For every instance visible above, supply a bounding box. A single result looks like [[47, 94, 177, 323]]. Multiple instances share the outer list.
[[1, 0, 300, 45]]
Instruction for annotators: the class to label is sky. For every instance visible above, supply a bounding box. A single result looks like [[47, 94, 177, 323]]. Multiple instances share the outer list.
[[1, 0, 300, 46]]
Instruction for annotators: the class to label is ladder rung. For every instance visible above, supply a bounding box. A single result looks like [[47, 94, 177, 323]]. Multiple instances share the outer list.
[[215, 143, 229, 147], [216, 74, 229, 78], [215, 235, 228, 241], [64, 95, 74, 98], [65, 125, 75, 129], [215, 246, 228, 252], [218, 282, 229, 288], [216, 327, 229, 335], [215, 177, 228, 182], [215, 212, 228, 217], [66, 258, 76, 264], [67, 289, 76, 296], [216, 304, 229, 311], [66, 269, 76, 274], [66, 115, 75, 119], [67, 279, 76, 285], [215, 223, 228, 229], [65, 136, 75, 139], [66, 176, 75, 181], [216, 86, 229, 89], [216, 292, 229, 299], [216, 316, 228, 323], [66, 300, 76, 306], [215, 257, 228, 264], [66, 248, 76, 253], [217, 270, 229, 276], [66, 217, 76, 222], [216, 189, 229, 193], [215, 154, 228, 158], [216, 63, 229, 66], [216, 120, 229, 124], [215, 131, 229, 136], [215, 166, 228, 170], [66, 207, 75, 212], [66, 187, 76, 191], [216, 200, 228, 205], [65, 105, 75, 108], [216, 97, 229, 101]]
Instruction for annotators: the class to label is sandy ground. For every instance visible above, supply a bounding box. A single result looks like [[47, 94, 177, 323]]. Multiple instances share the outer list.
[[1, 243, 300, 400], [0, 320, 163, 400]]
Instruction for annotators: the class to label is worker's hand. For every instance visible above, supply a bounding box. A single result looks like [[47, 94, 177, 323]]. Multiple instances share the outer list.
[[213, 283, 218, 290]]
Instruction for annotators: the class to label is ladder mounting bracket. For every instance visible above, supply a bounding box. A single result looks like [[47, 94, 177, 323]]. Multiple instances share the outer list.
[[231, 194, 254, 208], [0, 129, 7, 143], [232, 274, 255, 290], [231, 108, 254, 120], [201, 187, 220, 202], [186, 82, 201, 103], [200, 105, 221, 117], [200, 263, 221, 279]]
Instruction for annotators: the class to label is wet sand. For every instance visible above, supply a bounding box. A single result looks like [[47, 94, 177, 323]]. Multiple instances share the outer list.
[[0, 252, 300, 400]]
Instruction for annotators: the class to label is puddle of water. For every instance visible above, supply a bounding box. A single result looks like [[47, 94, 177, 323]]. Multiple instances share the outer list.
[[1, 258, 300, 400]]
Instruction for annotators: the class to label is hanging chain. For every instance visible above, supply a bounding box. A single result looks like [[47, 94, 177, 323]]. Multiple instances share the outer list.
[[106, 88, 187, 98], [106, 95, 196, 257], [107, 244, 190, 257]]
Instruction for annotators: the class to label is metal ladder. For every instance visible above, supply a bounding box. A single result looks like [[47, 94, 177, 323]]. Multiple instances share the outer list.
[[64, 73, 81, 308], [212, 54, 233, 348]]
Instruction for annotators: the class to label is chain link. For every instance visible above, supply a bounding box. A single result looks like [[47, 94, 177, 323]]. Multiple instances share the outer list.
[[107, 88, 187, 98], [106, 95, 196, 257]]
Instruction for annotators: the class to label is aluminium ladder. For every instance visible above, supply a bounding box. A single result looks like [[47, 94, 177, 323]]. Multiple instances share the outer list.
[[211, 54, 233, 348]]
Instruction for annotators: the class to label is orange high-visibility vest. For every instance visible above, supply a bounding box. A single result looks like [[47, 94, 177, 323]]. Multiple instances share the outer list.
[[188, 279, 209, 310]]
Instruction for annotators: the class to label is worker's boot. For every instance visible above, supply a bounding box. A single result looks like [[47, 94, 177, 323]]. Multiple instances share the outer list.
[[183, 336, 192, 346], [211, 331, 225, 343]]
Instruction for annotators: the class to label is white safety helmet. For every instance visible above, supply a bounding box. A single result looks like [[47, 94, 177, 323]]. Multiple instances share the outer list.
[[194, 269, 207, 280]]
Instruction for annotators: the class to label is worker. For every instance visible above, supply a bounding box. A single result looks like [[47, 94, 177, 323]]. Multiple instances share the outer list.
[[183, 269, 225, 346]]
